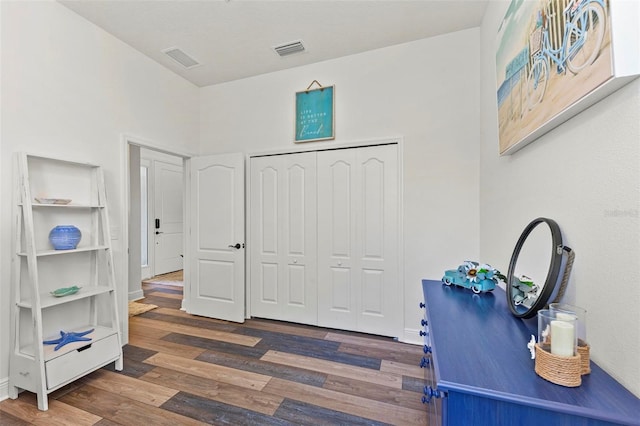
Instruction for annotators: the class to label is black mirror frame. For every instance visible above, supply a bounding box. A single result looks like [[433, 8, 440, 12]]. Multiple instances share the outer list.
[[506, 217, 564, 319]]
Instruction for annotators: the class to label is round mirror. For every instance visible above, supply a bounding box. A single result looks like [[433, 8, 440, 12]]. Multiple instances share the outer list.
[[507, 218, 567, 319]]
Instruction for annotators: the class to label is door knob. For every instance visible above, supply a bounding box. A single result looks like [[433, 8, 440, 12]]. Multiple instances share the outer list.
[[155, 231, 163, 235], [228, 243, 242, 249]]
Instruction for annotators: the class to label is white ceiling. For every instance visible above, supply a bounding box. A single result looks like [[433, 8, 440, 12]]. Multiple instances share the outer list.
[[59, 0, 489, 87]]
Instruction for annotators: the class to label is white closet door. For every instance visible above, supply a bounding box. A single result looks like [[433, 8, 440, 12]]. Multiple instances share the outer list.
[[250, 152, 317, 324], [317, 145, 400, 337]]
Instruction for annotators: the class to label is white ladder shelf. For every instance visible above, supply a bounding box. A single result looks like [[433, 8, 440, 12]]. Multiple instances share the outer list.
[[9, 152, 123, 411]]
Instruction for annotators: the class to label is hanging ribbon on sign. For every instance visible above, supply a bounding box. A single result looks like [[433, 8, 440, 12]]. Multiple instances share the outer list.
[[305, 80, 325, 92]]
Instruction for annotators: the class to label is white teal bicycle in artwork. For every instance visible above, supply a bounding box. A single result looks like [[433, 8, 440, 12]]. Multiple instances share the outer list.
[[526, 0, 607, 110]]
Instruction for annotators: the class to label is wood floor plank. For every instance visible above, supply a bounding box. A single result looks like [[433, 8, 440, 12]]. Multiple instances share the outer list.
[[196, 350, 327, 387], [0, 409, 31, 426], [120, 341, 158, 362], [145, 352, 272, 391], [141, 366, 284, 416], [92, 418, 122, 426], [163, 332, 268, 358], [128, 321, 172, 339], [244, 328, 381, 370], [326, 332, 422, 353], [140, 310, 238, 333], [145, 291, 183, 300], [153, 307, 237, 328], [142, 282, 183, 291], [79, 369, 178, 407], [274, 398, 390, 426], [403, 375, 426, 393], [48, 379, 86, 401], [323, 374, 426, 411], [143, 286, 182, 295], [338, 341, 422, 365], [380, 359, 425, 379], [263, 377, 427, 426], [0, 393, 102, 425], [58, 384, 206, 426], [101, 355, 156, 378], [243, 318, 329, 339], [261, 350, 403, 389], [131, 316, 261, 347], [139, 295, 182, 309], [160, 391, 291, 426], [129, 334, 207, 359]]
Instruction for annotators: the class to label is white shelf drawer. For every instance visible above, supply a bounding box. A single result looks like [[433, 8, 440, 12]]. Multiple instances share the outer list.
[[45, 332, 119, 390]]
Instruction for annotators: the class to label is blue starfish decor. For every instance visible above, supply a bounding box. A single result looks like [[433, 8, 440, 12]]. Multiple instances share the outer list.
[[43, 328, 94, 351]]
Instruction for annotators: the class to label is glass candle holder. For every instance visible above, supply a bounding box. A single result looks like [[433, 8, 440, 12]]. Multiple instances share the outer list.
[[537, 309, 577, 357], [549, 303, 587, 343]]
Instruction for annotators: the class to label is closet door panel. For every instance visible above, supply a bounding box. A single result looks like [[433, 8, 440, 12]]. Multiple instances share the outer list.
[[361, 157, 385, 258], [287, 265, 306, 306], [286, 164, 306, 255], [329, 160, 353, 257], [361, 269, 384, 315], [330, 267, 352, 311], [250, 158, 282, 318], [318, 149, 358, 329], [260, 167, 279, 255], [281, 153, 317, 323], [250, 153, 317, 324], [260, 263, 278, 303], [318, 144, 400, 337], [356, 145, 400, 336]]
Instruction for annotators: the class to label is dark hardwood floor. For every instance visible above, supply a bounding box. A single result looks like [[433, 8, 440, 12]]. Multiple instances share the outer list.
[[0, 282, 428, 425]]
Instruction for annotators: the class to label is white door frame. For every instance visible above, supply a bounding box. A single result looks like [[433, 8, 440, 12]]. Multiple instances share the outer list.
[[120, 134, 194, 344], [245, 136, 404, 336]]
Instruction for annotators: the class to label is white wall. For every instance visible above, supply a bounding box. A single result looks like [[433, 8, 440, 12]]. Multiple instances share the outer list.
[[200, 29, 482, 342], [480, 2, 640, 396], [0, 0, 198, 398]]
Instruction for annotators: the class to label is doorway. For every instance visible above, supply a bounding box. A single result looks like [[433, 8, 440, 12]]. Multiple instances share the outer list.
[[139, 149, 184, 279], [123, 139, 191, 344]]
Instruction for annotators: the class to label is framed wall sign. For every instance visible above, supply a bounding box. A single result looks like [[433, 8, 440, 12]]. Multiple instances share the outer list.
[[295, 82, 334, 143]]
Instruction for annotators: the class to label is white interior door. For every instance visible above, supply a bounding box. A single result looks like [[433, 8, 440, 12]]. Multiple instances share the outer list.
[[250, 152, 317, 324], [317, 144, 400, 336], [154, 160, 184, 275], [187, 153, 245, 323], [140, 159, 151, 280]]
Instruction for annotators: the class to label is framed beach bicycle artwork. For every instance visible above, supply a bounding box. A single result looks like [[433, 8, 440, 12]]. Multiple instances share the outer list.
[[495, 0, 613, 155]]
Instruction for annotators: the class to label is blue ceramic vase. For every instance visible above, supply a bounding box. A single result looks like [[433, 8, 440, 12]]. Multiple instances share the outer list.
[[49, 225, 82, 250]]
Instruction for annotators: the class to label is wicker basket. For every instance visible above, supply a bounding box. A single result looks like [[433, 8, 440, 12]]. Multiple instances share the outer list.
[[535, 343, 582, 387], [577, 339, 591, 375]]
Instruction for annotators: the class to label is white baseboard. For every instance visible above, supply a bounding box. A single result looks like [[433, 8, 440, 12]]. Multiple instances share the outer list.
[[0, 376, 8, 402], [129, 289, 144, 301]]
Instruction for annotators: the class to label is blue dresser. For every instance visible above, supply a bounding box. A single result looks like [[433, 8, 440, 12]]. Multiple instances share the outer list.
[[420, 279, 640, 425]]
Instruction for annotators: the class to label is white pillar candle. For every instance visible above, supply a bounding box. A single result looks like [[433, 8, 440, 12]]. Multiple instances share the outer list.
[[551, 320, 575, 357], [556, 312, 576, 321]]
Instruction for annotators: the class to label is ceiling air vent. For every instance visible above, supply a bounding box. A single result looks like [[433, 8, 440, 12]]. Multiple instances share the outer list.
[[273, 40, 306, 57], [162, 47, 200, 69]]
